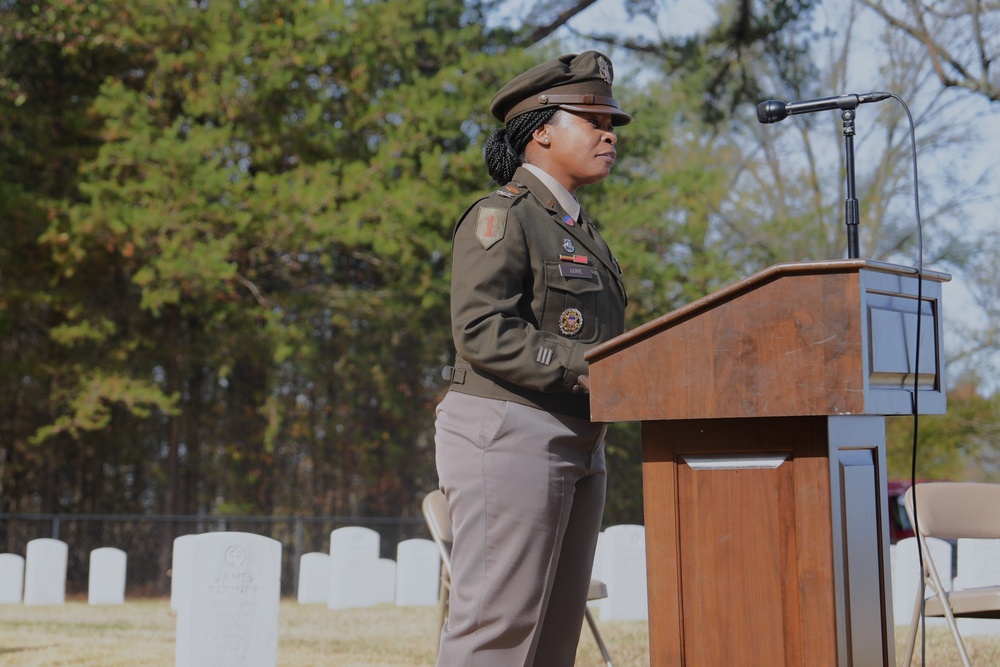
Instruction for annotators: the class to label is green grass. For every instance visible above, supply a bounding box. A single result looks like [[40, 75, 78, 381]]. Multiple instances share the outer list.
[[0, 599, 997, 666]]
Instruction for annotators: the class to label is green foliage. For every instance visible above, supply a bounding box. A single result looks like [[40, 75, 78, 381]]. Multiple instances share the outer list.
[[30, 372, 178, 444], [3, 0, 996, 529], [887, 380, 1000, 482], [0, 0, 504, 516]]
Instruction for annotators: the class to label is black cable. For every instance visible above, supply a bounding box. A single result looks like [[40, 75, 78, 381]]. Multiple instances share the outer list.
[[889, 91, 926, 666]]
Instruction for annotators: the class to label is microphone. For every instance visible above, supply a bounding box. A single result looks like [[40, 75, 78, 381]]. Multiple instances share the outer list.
[[756, 92, 891, 123]]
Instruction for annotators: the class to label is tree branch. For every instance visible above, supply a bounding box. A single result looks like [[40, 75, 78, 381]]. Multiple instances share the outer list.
[[860, 0, 1000, 101], [518, 0, 602, 46]]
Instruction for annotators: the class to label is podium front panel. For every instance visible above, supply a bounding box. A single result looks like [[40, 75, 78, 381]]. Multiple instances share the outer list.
[[641, 416, 893, 667]]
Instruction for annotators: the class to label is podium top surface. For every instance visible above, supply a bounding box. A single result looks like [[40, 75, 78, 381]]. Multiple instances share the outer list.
[[585, 259, 950, 422], [586, 259, 949, 364]]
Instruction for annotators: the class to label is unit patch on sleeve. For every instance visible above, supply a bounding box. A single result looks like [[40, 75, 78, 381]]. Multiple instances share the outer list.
[[476, 207, 508, 250]]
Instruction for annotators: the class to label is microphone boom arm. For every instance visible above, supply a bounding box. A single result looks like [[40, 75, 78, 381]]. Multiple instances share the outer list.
[[756, 92, 889, 124]]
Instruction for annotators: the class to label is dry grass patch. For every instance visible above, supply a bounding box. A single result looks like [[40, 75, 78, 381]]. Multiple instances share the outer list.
[[2, 599, 999, 666], [0, 599, 174, 666], [0, 599, 647, 666], [895, 625, 1000, 666]]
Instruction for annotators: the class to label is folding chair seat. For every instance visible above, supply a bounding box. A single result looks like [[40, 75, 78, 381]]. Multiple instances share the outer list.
[[902, 482, 1000, 667], [422, 489, 614, 666]]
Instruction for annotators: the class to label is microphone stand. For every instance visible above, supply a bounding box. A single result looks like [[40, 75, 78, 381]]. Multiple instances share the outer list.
[[842, 108, 860, 258]]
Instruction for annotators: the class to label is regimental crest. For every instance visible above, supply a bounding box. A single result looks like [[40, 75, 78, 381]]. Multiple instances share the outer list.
[[559, 308, 584, 337], [597, 55, 612, 84]]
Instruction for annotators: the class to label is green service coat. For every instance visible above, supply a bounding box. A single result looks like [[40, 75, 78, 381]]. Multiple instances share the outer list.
[[445, 166, 628, 420]]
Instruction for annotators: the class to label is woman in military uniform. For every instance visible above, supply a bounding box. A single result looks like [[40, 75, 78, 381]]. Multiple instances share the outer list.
[[434, 50, 631, 667]]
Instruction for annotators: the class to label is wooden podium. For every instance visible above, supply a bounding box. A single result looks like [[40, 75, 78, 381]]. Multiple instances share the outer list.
[[585, 260, 949, 667]]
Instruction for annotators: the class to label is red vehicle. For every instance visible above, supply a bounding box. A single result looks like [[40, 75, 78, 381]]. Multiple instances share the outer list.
[[887, 479, 915, 543], [887, 479, 948, 543]]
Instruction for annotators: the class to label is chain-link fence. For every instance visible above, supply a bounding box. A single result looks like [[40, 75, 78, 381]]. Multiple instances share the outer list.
[[0, 513, 428, 598]]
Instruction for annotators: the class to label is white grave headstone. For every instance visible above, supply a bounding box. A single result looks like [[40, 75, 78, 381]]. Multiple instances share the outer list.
[[171, 534, 200, 612], [373, 558, 396, 605], [327, 526, 379, 610], [0, 553, 25, 604], [954, 538, 1000, 637], [88, 547, 127, 605], [175, 532, 282, 667], [172, 533, 203, 662], [23, 538, 68, 606], [296, 552, 329, 604], [891, 536, 951, 629], [597, 524, 647, 621], [395, 539, 439, 607]]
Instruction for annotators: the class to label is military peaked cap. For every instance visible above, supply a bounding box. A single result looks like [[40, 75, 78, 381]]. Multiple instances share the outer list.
[[490, 51, 633, 126]]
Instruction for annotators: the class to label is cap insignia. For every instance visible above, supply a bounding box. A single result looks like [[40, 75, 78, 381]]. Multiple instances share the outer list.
[[597, 56, 612, 84]]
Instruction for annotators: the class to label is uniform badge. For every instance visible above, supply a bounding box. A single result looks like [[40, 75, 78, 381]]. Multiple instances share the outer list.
[[476, 207, 507, 250], [562, 238, 575, 254], [496, 184, 521, 199], [559, 308, 584, 336], [562, 214, 575, 227]]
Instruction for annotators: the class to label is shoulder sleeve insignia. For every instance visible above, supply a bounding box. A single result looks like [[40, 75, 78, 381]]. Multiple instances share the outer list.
[[475, 207, 507, 250]]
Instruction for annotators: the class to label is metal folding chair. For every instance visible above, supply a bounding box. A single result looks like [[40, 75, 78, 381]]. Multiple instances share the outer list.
[[902, 482, 1000, 667]]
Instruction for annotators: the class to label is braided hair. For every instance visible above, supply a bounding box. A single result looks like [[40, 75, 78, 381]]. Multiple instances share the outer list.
[[483, 108, 559, 185]]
